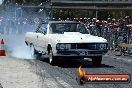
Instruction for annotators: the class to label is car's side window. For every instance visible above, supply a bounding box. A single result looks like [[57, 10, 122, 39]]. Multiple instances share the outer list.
[[35, 24, 47, 34], [35, 25, 41, 33], [40, 26, 47, 34]]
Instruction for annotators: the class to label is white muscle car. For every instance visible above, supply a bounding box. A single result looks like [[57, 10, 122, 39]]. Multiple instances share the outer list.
[[25, 21, 108, 66]]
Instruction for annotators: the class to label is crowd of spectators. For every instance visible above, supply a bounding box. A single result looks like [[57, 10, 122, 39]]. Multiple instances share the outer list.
[[72, 16, 132, 49], [0, 17, 35, 35], [0, 15, 132, 50]]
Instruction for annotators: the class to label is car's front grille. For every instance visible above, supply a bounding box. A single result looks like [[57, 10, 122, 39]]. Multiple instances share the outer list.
[[71, 43, 97, 50]]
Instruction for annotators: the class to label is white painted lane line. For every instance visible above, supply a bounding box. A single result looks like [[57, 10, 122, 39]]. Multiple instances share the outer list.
[[55, 77, 73, 88], [118, 57, 132, 62], [104, 55, 132, 63], [116, 58, 121, 60], [127, 59, 132, 62]]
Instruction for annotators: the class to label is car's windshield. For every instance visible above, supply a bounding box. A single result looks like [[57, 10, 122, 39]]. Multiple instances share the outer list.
[[49, 23, 89, 34]]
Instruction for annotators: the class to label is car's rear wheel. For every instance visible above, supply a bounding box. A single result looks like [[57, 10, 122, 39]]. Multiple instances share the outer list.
[[92, 56, 102, 66], [30, 44, 42, 59], [30, 45, 35, 56]]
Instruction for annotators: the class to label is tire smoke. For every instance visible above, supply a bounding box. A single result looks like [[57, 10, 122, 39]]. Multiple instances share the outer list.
[[1, 34, 35, 59], [0, 3, 49, 59]]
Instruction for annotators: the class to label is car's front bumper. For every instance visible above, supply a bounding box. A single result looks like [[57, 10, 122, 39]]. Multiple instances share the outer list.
[[54, 49, 108, 57]]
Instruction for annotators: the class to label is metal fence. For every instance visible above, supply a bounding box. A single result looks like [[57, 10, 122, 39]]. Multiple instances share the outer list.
[[90, 25, 132, 50]]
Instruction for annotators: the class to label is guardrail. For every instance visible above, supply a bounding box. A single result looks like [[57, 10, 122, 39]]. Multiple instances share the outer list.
[[51, 0, 132, 4], [52, 6, 132, 10]]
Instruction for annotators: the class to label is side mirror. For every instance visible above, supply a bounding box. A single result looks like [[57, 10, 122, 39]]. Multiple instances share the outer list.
[[43, 28, 47, 35], [43, 31, 46, 35]]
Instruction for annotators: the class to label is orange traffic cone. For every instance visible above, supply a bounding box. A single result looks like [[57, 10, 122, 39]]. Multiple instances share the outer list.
[[0, 39, 6, 56]]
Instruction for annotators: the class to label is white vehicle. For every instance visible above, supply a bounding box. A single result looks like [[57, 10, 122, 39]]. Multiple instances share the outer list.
[[25, 21, 108, 66]]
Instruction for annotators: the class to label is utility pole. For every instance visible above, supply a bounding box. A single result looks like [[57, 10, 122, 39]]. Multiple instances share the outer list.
[[50, 1, 53, 18], [96, 10, 98, 19], [42, 2, 46, 19]]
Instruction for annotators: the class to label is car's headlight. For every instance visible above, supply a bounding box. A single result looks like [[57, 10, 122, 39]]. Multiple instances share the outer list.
[[56, 44, 71, 50], [60, 44, 65, 49], [98, 44, 107, 50]]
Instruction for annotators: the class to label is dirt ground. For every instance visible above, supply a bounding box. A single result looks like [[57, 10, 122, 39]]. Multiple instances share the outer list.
[[0, 56, 41, 88]]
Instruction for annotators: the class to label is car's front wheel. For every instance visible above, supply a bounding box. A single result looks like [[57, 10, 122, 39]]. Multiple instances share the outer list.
[[92, 56, 102, 66], [48, 49, 56, 65]]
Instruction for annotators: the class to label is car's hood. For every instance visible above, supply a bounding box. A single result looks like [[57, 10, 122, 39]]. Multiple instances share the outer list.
[[47, 32, 107, 43]]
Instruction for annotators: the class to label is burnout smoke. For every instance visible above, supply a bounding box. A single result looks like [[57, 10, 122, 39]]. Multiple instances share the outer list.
[[11, 46, 35, 59], [4, 34, 35, 59], [0, 3, 49, 59], [11, 43, 35, 59]]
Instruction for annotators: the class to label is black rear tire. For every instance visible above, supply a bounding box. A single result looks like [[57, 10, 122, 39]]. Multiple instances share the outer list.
[[30, 45, 42, 59], [35, 53, 42, 60], [92, 56, 102, 66]]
